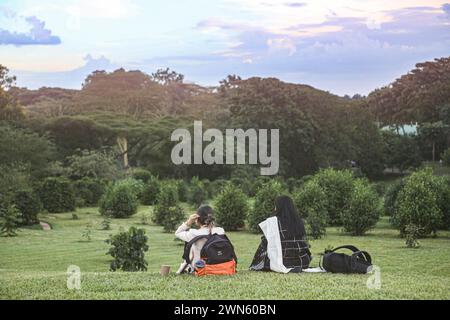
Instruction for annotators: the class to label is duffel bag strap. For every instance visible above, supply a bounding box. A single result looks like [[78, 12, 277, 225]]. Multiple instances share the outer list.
[[331, 245, 361, 253]]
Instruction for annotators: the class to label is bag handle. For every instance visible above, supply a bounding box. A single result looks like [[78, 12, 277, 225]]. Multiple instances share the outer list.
[[330, 245, 361, 253]]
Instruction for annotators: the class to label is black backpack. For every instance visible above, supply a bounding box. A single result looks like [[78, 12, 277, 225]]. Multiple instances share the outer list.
[[183, 233, 238, 266], [319, 245, 372, 274]]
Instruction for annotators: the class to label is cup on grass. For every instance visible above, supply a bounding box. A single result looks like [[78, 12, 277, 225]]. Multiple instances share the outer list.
[[160, 265, 171, 276]]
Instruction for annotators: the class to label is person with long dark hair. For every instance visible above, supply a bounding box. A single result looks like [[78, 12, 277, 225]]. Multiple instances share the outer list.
[[175, 205, 225, 273], [249, 195, 312, 273]]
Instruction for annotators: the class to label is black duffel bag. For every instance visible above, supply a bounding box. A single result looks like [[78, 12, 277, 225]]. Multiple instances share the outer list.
[[319, 245, 372, 274]]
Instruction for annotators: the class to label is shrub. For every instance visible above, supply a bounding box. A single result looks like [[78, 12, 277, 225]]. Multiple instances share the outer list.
[[131, 168, 153, 183], [248, 181, 285, 233], [73, 178, 105, 207], [209, 179, 228, 197], [0, 204, 21, 237], [13, 189, 42, 226], [174, 179, 189, 202], [106, 226, 149, 272], [99, 180, 139, 218], [286, 177, 304, 193], [161, 206, 185, 233], [66, 149, 122, 181], [293, 180, 328, 239], [126, 178, 145, 202], [202, 179, 212, 198], [215, 183, 249, 231], [384, 179, 406, 217], [394, 168, 444, 236], [0, 163, 31, 198], [81, 223, 92, 242], [39, 177, 76, 213], [140, 176, 161, 205], [441, 148, 450, 167], [101, 216, 111, 230], [188, 177, 208, 207], [230, 177, 254, 197], [312, 169, 354, 225], [341, 179, 382, 236], [436, 176, 450, 230], [405, 224, 422, 248], [251, 176, 271, 196], [152, 182, 179, 225]]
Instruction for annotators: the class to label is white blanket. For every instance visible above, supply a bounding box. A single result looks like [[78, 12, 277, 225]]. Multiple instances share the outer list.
[[258, 217, 292, 274]]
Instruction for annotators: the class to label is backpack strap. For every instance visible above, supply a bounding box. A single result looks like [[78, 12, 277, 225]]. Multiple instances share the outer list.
[[330, 245, 372, 264], [182, 235, 210, 265]]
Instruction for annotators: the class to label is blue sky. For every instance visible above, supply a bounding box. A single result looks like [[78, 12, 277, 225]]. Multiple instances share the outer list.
[[0, 0, 449, 95]]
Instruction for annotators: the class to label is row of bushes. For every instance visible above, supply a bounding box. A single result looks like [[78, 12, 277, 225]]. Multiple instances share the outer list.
[[148, 169, 383, 238]]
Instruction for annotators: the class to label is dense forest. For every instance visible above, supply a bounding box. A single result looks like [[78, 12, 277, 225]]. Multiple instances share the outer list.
[[1, 57, 450, 186]]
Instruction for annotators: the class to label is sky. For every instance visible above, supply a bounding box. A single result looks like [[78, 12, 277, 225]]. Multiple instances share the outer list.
[[0, 0, 449, 96]]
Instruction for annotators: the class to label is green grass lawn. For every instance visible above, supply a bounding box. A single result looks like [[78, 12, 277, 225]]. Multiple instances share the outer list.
[[1, 206, 449, 300]]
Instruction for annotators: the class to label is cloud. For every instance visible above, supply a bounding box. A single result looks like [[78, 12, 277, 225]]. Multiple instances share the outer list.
[[0, 11, 61, 46], [149, 4, 450, 95], [443, 3, 450, 16], [267, 38, 297, 55], [13, 55, 116, 89], [284, 2, 307, 8]]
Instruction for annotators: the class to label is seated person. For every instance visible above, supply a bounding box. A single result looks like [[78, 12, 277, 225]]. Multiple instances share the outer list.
[[175, 205, 225, 273], [249, 195, 312, 273]]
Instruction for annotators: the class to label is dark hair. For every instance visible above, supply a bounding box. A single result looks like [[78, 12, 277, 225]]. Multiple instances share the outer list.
[[275, 196, 306, 238], [197, 205, 215, 227]]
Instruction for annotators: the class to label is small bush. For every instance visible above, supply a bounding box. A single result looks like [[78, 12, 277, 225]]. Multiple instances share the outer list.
[[441, 148, 450, 167], [384, 179, 406, 217], [174, 179, 189, 202], [251, 176, 271, 196], [101, 216, 111, 230], [209, 179, 228, 198], [0, 204, 21, 237], [341, 179, 382, 236], [131, 168, 153, 183], [293, 180, 328, 239], [202, 179, 212, 198], [393, 168, 443, 236], [106, 226, 149, 272], [39, 177, 76, 213], [405, 224, 422, 248], [13, 189, 41, 226], [286, 177, 304, 193], [215, 183, 248, 231], [73, 178, 105, 207], [312, 169, 354, 226], [436, 176, 450, 230], [153, 182, 179, 225], [140, 176, 161, 205], [99, 180, 139, 218], [230, 177, 254, 197], [248, 181, 285, 233], [188, 177, 208, 207], [81, 223, 92, 241], [161, 206, 185, 233]]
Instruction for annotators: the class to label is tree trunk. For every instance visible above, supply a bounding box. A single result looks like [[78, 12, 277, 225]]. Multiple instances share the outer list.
[[117, 136, 129, 168], [432, 141, 436, 162]]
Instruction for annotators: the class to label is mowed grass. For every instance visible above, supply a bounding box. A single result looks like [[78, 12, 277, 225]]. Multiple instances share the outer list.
[[1, 206, 450, 300]]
